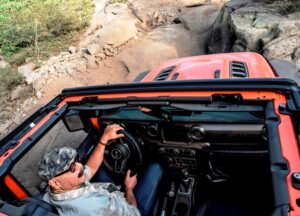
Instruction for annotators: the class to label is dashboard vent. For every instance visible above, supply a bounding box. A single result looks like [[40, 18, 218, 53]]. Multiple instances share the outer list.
[[154, 66, 175, 81], [230, 61, 248, 78]]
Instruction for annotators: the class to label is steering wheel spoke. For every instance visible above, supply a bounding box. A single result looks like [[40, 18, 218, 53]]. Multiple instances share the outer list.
[[119, 138, 124, 144], [114, 158, 128, 173]]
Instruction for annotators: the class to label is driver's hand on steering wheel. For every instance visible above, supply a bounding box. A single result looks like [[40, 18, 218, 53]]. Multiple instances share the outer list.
[[100, 124, 124, 145]]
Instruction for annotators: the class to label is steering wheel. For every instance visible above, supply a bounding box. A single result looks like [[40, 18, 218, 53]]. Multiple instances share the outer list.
[[103, 130, 143, 174]]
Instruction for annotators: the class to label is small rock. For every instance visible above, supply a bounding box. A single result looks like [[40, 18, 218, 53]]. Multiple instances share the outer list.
[[11, 85, 27, 100], [18, 62, 38, 84], [104, 44, 116, 56], [104, 49, 114, 57], [105, 3, 128, 15], [25, 58, 33, 63], [36, 91, 42, 99], [60, 52, 70, 56], [180, 0, 206, 7], [95, 53, 106, 60], [103, 44, 112, 49], [80, 48, 91, 55], [0, 55, 9, 69], [104, 60, 113, 68], [86, 44, 101, 55], [69, 46, 77, 54], [76, 64, 87, 73], [292, 47, 300, 62], [86, 56, 99, 69]]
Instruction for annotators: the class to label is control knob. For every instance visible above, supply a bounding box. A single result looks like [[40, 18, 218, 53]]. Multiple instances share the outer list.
[[158, 147, 166, 154], [172, 149, 180, 156], [189, 150, 196, 157]]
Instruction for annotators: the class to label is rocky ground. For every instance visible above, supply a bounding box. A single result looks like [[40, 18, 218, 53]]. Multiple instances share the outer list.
[[0, 0, 299, 139]]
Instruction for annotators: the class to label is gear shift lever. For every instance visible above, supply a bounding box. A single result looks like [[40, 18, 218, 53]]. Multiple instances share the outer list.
[[179, 168, 190, 193]]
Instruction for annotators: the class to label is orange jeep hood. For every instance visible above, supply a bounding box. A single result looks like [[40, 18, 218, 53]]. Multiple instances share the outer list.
[[142, 52, 275, 82]]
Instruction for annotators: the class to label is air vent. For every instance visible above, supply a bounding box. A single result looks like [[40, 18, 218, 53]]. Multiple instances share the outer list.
[[230, 61, 248, 78], [154, 66, 175, 81]]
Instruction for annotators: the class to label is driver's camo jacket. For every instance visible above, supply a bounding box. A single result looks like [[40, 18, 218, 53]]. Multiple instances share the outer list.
[[43, 165, 140, 216]]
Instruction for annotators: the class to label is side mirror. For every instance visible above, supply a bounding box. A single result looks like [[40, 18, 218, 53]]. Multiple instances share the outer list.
[[62, 110, 85, 131]]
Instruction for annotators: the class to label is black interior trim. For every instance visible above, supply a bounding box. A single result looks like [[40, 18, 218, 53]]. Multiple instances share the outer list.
[[0, 105, 67, 177], [0, 96, 62, 151], [265, 102, 290, 215], [61, 78, 298, 96], [133, 70, 150, 82]]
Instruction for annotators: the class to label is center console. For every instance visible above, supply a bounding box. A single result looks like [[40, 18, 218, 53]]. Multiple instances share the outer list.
[[158, 146, 199, 171], [171, 169, 195, 216]]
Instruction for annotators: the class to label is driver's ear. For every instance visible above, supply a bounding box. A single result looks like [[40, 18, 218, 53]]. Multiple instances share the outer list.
[[48, 178, 61, 191]]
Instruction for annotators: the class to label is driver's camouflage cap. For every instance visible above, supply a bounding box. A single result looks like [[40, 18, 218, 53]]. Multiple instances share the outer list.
[[38, 147, 77, 181]]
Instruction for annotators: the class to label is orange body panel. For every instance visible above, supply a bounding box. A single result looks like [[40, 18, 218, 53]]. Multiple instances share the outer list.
[[4, 175, 28, 200], [142, 52, 275, 82]]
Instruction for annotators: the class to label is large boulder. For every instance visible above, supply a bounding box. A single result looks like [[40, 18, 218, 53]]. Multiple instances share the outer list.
[[131, 0, 180, 28], [81, 17, 139, 55], [263, 35, 300, 60], [177, 5, 220, 33], [99, 18, 138, 48], [80, 2, 140, 54], [230, 6, 281, 51], [17, 62, 39, 85], [207, 0, 300, 73], [293, 47, 300, 71]]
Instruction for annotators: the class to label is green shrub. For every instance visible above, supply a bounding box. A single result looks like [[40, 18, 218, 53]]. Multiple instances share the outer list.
[[0, 68, 24, 90], [0, 0, 94, 60], [107, 0, 129, 4]]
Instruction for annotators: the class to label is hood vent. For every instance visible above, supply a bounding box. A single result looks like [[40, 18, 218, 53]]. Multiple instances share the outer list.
[[154, 66, 175, 81], [230, 61, 248, 78]]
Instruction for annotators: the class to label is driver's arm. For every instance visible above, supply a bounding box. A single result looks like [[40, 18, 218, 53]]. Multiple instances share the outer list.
[[86, 124, 124, 178]]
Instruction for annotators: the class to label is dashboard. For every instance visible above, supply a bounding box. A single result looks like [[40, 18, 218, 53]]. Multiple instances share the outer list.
[[98, 106, 266, 172], [101, 120, 266, 172]]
